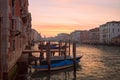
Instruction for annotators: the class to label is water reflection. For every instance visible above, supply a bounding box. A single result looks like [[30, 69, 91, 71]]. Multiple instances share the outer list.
[[28, 66, 82, 80], [29, 44, 120, 80], [77, 44, 120, 80]]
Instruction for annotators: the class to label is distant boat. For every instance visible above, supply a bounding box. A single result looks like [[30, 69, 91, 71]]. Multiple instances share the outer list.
[[32, 56, 82, 71]]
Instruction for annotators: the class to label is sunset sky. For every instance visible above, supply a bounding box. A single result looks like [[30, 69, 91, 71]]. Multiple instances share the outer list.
[[29, 0, 120, 37]]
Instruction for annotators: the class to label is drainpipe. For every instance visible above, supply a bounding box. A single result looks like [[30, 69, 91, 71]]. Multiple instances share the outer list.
[[0, 4, 3, 79]]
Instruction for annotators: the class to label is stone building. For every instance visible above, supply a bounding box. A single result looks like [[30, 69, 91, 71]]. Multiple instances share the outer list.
[[111, 35, 120, 46], [31, 29, 42, 42], [89, 28, 100, 44], [70, 30, 81, 43], [0, 0, 32, 79], [100, 21, 120, 44], [80, 30, 90, 44], [70, 30, 91, 44], [55, 33, 70, 41]]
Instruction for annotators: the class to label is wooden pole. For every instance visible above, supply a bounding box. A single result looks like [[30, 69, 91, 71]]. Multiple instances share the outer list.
[[73, 43, 76, 74], [39, 41, 43, 65], [0, 12, 3, 80], [59, 41, 61, 56], [46, 41, 51, 72], [64, 42, 67, 59], [35, 58, 37, 66], [69, 40, 70, 56]]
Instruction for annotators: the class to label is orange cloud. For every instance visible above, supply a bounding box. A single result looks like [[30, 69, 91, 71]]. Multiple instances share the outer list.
[[29, 0, 120, 37], [32, 23, 94, 37]]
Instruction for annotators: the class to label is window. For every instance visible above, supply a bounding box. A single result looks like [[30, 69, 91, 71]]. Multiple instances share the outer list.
[[12, 40, 15, 51], [19, 36, 21, 48], [11, 19, 14, 29], [12, 0, 15, 15], [12, 0, 15, 7], [112, 23, 114, 26], [0, 16, 3, 24], [0, 17, 1, 23], [113, 29, 114, 33]]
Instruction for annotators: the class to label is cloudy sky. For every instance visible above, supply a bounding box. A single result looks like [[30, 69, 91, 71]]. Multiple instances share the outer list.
[[29, 0, 120, 37]]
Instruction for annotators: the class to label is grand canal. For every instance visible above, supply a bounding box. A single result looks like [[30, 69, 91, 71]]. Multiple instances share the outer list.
[[27, 44, 120, 80]]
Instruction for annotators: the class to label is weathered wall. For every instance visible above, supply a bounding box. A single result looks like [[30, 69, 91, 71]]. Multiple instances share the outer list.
[[0, 0, 3, 79], [0, 0, 32, 79]]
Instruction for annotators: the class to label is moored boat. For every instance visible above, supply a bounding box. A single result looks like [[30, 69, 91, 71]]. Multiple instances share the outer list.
[[32, 58, 80, 71], [31, 41, 83, 71]]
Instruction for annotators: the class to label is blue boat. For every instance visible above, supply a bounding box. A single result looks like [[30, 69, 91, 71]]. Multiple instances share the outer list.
[[32, 56, 82, 71], [35, 41, 82, 71]]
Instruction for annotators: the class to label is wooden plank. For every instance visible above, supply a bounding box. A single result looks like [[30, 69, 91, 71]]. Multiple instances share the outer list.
[[42, 55, 72, 61], [22, 49, 66, 53]]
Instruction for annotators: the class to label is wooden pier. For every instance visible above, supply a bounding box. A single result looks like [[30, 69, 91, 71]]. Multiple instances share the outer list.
[[21, 41, 80, 72]]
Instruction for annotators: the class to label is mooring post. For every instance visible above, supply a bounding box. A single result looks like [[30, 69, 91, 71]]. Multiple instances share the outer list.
[[59, 41, 61, 56], [64, 42, 67, 59], [69, 40, 70, 56], [35, 58, 37, 66], [46, 41, 51, 73], [73, 42, 76, 74], [39, 41, 44, 65]]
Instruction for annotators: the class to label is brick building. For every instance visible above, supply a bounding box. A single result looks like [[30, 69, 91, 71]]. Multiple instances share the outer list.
[[0, 0, 32, 79], [0, 4, 3, 79]]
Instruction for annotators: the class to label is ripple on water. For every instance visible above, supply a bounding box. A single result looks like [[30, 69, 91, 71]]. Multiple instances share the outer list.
[[29, 44, 120, 80]]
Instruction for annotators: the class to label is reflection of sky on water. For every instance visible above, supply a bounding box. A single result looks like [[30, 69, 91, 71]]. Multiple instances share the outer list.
[[29, 67, 80, 80], [29, 44, 120, 80], [77, 45, 120, 80]]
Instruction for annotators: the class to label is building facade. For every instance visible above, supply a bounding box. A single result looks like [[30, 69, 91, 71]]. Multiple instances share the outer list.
[[31, 29, 42, 42], [0, 1, 3, 79], [100, 21, 120, 44], [80, 30, 90, 44], [89, 28, 100, 44], [111, 35, 120, 46], [55, 33, 70, 41], [70, 30, 81, 43], [0, 0, 32, 79]]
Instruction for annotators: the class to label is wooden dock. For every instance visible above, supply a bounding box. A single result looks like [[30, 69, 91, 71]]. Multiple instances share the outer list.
[[21, 41, 79, 72], [22, 49, 66, 53]]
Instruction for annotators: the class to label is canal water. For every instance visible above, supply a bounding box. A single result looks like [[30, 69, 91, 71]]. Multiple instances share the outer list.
[[27, 44, 120, 80]]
